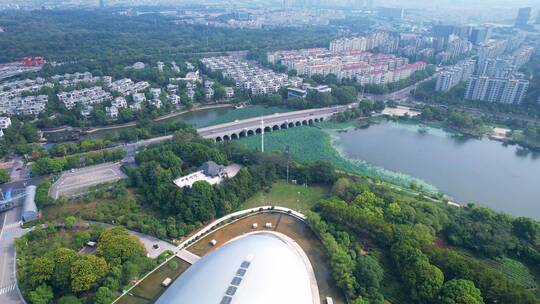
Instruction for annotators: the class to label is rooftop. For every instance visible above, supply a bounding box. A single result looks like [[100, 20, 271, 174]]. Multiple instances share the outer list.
[[156, 231, 319, 304]]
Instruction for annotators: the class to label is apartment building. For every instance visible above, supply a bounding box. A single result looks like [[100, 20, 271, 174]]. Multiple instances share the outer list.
[[330, 32, 398, 53], [435, 60, 476, 92], [465, 76, 529, 104], [57, 87, 112, 109], [357, 62, 427, 86], [268, 48, 416, 82]]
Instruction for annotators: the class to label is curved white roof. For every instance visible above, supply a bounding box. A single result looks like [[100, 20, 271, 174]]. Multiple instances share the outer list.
[[156, 231, 320, 304]]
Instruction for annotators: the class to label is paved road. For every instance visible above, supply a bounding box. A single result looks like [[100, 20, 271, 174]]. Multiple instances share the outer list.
[[197, 106, 344, 137], [86, 221, 177, 259], [0, 206, 27, 304], [359, 73, 439, 102]]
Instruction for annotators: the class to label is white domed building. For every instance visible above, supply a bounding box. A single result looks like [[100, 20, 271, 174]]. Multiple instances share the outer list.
[[156, 231, 320, 304]]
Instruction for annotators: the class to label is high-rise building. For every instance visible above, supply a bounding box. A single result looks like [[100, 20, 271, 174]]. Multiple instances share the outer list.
[[465, 76, 529, 104], [515, 7, 532, 27], [469, 27, 488, 45], [435, 60, 475, 92]]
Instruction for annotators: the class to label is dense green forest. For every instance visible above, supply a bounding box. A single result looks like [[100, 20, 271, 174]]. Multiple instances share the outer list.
[[0, 10, 337, 64]]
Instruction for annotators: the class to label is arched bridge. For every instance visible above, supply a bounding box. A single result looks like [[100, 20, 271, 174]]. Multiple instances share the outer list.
[[198, 106, 346, 142]]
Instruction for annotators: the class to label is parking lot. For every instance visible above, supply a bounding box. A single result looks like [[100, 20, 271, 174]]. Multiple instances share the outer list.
[[49, 162, 127, 199]]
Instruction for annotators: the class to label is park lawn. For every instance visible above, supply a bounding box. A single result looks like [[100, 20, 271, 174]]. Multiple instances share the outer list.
[[239, 180, 329, 213]]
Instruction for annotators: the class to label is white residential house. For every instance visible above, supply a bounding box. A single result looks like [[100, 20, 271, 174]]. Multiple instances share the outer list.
[[112, 97, 128, 109], [102, 76, 113, 87], [206, 87, 215, 100], [225, 87, 234, 99], [187, 90, 195, 101], [80, 105, 94, 118], [0, 117, 11, 129], [106, 106, 119, 120], [132, 93, 146, 103], [168, 94, 181, 105], [149, 99, 163, 109], [150, 88, 162, 99], [157, 61, 165, 72], [204, 80, 215, 89], [167, 84, 179, 94], [130, 101, 142, 111]]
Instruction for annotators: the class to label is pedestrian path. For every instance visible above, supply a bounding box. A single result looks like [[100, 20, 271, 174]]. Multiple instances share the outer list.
[[3, 222, 21, 230], [176, 249, 200, 264]]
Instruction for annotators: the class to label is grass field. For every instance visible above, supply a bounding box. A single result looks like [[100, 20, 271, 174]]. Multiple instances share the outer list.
[[237, 126, 437, 192], [239, 180, 329, 213]]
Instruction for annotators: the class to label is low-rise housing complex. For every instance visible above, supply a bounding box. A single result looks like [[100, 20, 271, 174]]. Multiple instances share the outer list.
[[201, 56, 297, 95], [108, 78, 150, 96], [0, 94, 48, 116], [57, 87, 112, 109], [51, 72, 100, 87]]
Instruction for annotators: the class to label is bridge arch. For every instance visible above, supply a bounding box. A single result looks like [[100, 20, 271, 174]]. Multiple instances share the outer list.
[[295, 121, 301, 126], [273, 125, 280, 131], [239, 131, 247, 138], [223, 135, 231, 141], [288, 122, 295, 128], [308, 119, 314, 125], [231, 133, 238, 140], [281, 123, 288, 129], [302, 120, 308, 125], [247, 130, 255, 136], [264, 126, 272, 132], [256, 128, 262, 134], [216, 136, 223, 142]]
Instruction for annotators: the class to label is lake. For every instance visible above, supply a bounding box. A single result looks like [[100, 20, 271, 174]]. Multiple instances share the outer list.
[[330, 121, 540, 219]]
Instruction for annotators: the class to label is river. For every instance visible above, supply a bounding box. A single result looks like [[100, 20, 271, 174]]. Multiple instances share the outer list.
[[80, 105, 292, 140], [330, 121, 540, 219]]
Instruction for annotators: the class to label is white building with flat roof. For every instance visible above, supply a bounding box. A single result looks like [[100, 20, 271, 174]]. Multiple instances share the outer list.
[[174, 161, 241, 189]]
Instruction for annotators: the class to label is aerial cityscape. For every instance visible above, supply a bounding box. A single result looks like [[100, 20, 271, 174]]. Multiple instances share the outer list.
[[1, 1, 540, 304]]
